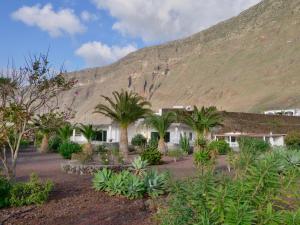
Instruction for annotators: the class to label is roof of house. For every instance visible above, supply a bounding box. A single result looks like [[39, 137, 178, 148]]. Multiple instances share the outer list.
[[215, 111, 300, 135], [161, 108, 300, 135]]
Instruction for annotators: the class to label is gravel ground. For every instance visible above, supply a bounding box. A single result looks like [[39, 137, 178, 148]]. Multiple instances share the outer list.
[[0, 149, 229, 225]]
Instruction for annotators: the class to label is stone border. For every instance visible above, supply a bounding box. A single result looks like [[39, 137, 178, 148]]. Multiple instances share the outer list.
[[61, 160, 131, 175]]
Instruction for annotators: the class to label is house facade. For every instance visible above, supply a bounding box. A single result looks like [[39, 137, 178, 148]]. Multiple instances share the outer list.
[[71, 108, 300, 149]]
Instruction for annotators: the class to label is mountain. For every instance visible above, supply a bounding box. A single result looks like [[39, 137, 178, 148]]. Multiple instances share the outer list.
[[62, 0, 300, 124]]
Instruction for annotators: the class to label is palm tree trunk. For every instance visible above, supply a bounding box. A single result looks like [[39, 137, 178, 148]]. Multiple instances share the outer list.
[[158, 137, 167, 155], [40, 134, 49, 153], [120, 126, 129, 162]]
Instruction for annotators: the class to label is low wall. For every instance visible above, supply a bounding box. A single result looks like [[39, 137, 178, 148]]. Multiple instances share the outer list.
[[61, 160, 130, 175]]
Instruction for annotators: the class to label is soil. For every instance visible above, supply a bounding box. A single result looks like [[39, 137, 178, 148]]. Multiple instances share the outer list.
[[0, 148, 229, 225]]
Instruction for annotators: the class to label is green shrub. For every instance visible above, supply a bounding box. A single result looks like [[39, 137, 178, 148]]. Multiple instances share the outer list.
[[106, 170, 129, 196], [20, 139, 30, 148], [58, 142, 81, 159], [131, 156, 148, 176], [92, 163, 169, 199], [141, 145, 162, 165], [156, 151, 300, 225], [71, 152, 93, 164], [179, 134, 190, 153], [208, 140, 231, 155], [238, 137, 270, 154], [144, 170, 169, 198], [131, 134, 147, 148], [9, 174, 53, 207], [285, 132, 300, 149], [0, 177, 11, 208], [122, 172, 145, 199], [168, 149, 186, 162], [92, 168, 113, 191], [195, 137, 207, 150], [193, 149, 212, 167], [48, 136, 62, 152]]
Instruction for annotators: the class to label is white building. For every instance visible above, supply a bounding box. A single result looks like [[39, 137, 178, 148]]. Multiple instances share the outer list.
[[264, 109, 300, 116], [71, 109, 300, 149], [214, 132, 285, 149]]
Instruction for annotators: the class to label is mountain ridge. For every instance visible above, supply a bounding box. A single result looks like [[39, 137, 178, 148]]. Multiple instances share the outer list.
[[63, 0, 300, 124]]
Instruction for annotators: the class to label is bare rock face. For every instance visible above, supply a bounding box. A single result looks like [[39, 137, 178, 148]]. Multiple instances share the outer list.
[[61, 0, 300, 124]]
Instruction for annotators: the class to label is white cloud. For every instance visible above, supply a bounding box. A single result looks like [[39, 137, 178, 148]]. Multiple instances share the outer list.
[[92, 0, 261, 43], [75, 41, 137, 67], [11, 4, 85, 37], [80, 10, 98, 22]]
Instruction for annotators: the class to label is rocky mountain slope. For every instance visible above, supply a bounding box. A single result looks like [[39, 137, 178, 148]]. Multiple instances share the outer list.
[[62, 0, 300, 124]]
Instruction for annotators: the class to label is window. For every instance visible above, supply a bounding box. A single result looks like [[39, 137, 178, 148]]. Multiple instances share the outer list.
[[93, 130, 107, 142], [189, 132, 193, 141], [75, 129, 81, 136], [231, 136, 237, 143], [151, 132, 170, 143]]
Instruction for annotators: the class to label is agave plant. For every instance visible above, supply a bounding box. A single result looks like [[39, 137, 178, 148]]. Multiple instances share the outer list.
[[131, 156, 149, 176], [123, 173, 145, 199], [144, 170, 169, 198], [92, 168, 113, 191]]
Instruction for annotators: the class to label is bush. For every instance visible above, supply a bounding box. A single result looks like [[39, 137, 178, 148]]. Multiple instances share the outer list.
[[131, 134, 147, 148], [144, 170, 169, 198], [92, 157, 169, 199], [195, 137, 207, 150], [20, 139, 30, 148], [179, 134, 190, 153], [285, 132, 300, 149], [92, 168, 113, 191], [156, 151, 300, 225], [48, 136, 62, 152], [9, 174, 53, 207], [238, 136, 270, 154], [168, 149, 186, 162], [0, 177, 11, 208], [141, 145, 162, 165], [58, 142, 81, 159], [71, 152, 93, 164], [208, 140, 231, 155], [193, 149, 212, 167]]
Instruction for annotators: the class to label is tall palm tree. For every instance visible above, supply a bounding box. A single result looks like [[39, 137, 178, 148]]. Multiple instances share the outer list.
[[144, 112, 176, 155], [78, 124, 95, 155], [94, 90, 151, 161], [58, 124, 73, 143], [183, 106, 222, 150]]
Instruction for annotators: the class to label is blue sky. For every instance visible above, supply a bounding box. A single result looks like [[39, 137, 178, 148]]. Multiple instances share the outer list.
[[0, 0, 261, 72]]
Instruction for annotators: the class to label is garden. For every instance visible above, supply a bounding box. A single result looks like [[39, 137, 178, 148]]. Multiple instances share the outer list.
[[1, 55, 300, 225]]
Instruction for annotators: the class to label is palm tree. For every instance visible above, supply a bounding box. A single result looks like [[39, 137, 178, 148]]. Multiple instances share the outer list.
[[58, 124, 73, 143], [78, 124, 95, 155], [94, 90, 151, 161], [183, 106, 222, 150], [144, 112, 176, 155]]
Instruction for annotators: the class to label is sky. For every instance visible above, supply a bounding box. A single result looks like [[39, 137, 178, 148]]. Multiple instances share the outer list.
[[0, 0, 261, 72]]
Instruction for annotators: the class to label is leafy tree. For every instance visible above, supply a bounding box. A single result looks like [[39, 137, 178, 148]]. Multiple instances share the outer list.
[[0, 54, 75, 179], [94, 90, 151, 161], [182, 106, 222, 150], [33, 111, 72, 153], [144, 112, 176, 155]]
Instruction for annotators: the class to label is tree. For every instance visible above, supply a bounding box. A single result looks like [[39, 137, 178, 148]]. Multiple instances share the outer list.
[[144, 112, 176, 155], [57, 124, 74, 143], [33, 111, 72, 153], [0, 54, 75, 179], [182, 106, 222, 150], [94, 90, 151, 161], [78, 124, 95, 155]]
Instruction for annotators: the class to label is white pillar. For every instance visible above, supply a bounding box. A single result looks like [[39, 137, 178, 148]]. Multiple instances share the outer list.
[[72, 129, 76, 142]]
